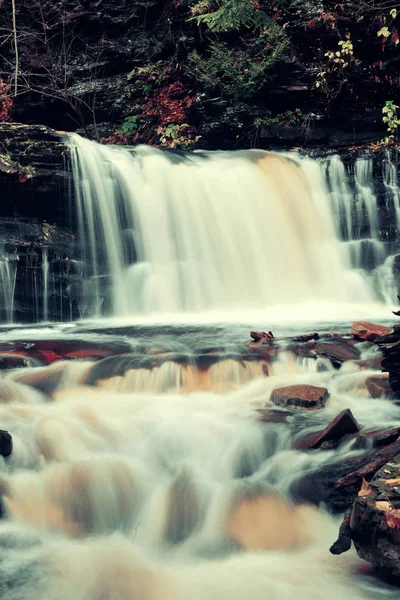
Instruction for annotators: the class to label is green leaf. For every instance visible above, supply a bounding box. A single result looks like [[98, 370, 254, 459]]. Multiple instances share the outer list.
[[377, 27, 391, 38], [390, 8, 397, 19]]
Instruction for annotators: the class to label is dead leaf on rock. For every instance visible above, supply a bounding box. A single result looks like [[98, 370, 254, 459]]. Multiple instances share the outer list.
[[386, 509, 400, 529], [376, 501, 393, 512], [385, 478, 400, 487], [358, 478, 374, 497]]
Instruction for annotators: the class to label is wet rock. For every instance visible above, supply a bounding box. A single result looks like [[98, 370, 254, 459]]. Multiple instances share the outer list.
[[291, 438, 400, 513], [0, 430, 12, 456], [350, 454, 400, 579], [330, 506, 352, 555], [270, 384, 329, 410], [314, 339, 360, 367], [356, 356, 383, 371], [351, 321, 392, 342], [366, 374, 392, 399], [355, 428, 400, 449], [376, 326, 400, 399], [257, 408, 291, 424], [0, 353, 41, 370], [250, 331, 275, 343], [292, 332, 319, 343], [296, 409, 360, 450]]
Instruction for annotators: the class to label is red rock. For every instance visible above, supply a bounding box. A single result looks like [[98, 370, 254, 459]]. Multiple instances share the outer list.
[[351, 321, 392, 342], [296, 409, 360, 450], [366, 374, 391, 399], [270, 384, 329, 410]]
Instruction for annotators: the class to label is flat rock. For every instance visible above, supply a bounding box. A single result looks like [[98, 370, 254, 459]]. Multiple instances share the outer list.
[[314, 339, 360, 366], [366, 374, 392, 399], [270, 384, 329, 410], [351, 321, 392, 342], [296, 409, 360, 450]]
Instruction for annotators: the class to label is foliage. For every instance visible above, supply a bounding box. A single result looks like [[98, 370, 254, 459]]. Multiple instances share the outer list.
[[0, 78, 13, 121], [189, 0, 269, 32], [0, 0, 400, 147], [382, 100, 400, 142], [117, 116, 139, 137], [188, 27, 288, 102]]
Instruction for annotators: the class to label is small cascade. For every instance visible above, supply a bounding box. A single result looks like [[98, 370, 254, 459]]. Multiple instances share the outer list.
[[42, 247, 49, 321], [323, 150, 400, 302], [0, 251, 17, 322]]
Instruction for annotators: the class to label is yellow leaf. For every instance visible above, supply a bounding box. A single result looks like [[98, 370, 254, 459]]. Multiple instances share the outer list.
[[358, 478, 374, 497]]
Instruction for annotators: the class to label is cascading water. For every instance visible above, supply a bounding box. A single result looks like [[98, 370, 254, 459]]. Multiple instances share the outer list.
[[0, 250, 17, 323], [69, 135, 378, 321]]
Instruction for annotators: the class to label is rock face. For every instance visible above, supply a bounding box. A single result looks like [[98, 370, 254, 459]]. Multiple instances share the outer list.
[[270, 384, 329, 410], [351, 321, 392, 342], [351, 454, 400, 580]]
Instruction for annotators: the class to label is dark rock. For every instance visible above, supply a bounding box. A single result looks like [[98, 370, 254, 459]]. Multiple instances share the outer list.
[[296, 409, 360, 450], [330, 506, 352, 555], [291, 438, 400, 513], [351, 321, 392, 342], [0, 353, 41, 370], [292, 332, 319, 343], [250, 331, 275, 343], [355, 428, 400, 449], [0, 430, 12, 456], [350, 454, 400, 580], [366, 374, 392, 399], [270, 384, 329, 410]]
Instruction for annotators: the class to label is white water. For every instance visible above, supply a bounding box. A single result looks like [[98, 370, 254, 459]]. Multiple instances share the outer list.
[[0, 343, 399, 599], [0, 252, 17, 323], [69, 136, 380, 319]]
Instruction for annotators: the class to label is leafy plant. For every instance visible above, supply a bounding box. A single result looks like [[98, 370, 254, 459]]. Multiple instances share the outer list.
[[156, 123, 201, 149], [117, 116, 139, 136], [189, 0, 269, 32], [382, 100, 400, 142]]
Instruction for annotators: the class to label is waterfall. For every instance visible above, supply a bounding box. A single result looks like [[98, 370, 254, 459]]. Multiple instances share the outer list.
[[69, 135, 377, 319]]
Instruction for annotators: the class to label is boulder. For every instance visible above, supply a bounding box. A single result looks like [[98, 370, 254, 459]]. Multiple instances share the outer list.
[[296, 409, 360, 450], [351, 321, 392, 342], [366, 374, 392, 399], [270, 384, 329, 410], [350, 454, 400, 580], [0, 430, 12, 456]]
